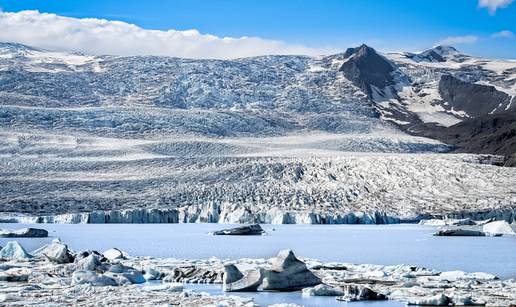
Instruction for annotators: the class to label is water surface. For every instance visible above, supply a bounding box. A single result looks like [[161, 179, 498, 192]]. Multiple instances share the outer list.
[[186, 283, 404, 307], [1, 223, 515, 278]]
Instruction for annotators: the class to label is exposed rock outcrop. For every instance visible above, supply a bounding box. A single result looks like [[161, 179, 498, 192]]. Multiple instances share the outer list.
[[408, 112, 516, 158], [439, 75, 513, 117]]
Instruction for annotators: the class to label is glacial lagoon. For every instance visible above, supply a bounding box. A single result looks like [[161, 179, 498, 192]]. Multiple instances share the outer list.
[[2, 223, 514, 279]]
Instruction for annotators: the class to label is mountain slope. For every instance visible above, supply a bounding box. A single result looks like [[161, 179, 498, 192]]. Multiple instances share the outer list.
[[438, 74, 514, 117], [409, 112, 516, 161], [1, 42, 384, 138], [1, 42, 515, 157], [383, 46, 516, 157]]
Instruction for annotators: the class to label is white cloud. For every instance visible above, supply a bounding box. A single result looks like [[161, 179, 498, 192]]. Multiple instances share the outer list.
[[492, 30, 515, 38], [0, 10, 335, 59], [436, 35, 478, 46], [478, 0, 513, 14]]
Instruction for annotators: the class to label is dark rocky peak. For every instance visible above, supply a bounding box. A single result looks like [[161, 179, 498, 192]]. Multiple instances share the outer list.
[[338, 44, 398, 99], [341, 44, 382, 59]]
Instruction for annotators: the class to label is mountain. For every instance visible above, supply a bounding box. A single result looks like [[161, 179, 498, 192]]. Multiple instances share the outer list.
[[404, 45, 461, 63], [0, 42, 381, 138], [383, 46, 516, 156], [0, 42, 515, 222], [339, 44, 400, 100], [1, 42, 515, 156]]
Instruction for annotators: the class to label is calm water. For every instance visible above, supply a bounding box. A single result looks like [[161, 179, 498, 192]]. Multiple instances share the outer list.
[[1, 223, 515, 279], [185, 283, 405, 307]]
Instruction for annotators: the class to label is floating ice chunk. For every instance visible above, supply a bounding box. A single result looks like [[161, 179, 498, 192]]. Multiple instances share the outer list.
[[408, 293, 486, 306], [106, 264, 145, 284], [34, 242, 74, 263], [439, 271, 497, 281], [140, 283, 183, 292], [483, 221, 515, 236], [102, 248, 128, 260], [0, 241, 32, 260], [302, 284, 344, 296], [72, 270, 118, 286], [408, 294, 451, 305], [0, 228, 48, 238], [452, 295, 485, 306], [336, 284, 387, 302], [365, 270, 387, 278], [419, 219, 446, 226]]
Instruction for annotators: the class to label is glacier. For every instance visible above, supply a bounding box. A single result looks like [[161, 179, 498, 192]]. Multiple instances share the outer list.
[[0, 42, 515, 224]]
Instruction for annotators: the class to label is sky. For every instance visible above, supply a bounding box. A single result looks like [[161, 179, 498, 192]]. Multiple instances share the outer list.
[[0, 0, 515, 59]]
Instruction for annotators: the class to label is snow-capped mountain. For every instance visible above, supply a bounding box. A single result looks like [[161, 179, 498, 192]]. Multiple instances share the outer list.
[[1, 42, 382, 138], [2, 42, 514, 155]]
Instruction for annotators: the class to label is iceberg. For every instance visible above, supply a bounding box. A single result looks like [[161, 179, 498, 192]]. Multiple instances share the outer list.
[[482, 221, 515, 236], [0, 241, 32, 260]]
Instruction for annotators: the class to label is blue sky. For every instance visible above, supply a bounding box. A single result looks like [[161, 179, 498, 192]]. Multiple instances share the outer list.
[[0, 0, 515, 58]]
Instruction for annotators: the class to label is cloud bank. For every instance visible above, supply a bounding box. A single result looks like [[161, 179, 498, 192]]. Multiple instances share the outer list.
[[492, 30, 515, 38], [0, 10, 335, 59], [478, 0, 513, 14], [437, 35, 478, 46]]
